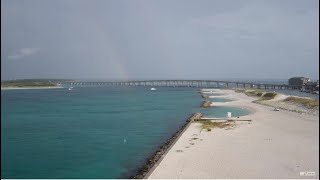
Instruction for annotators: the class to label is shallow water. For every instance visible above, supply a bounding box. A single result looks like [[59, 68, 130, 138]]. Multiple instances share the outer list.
[[1, 86, 250, 178], [199, 106, 252, 118], [205, 93, 225, 96], [210, 97, 234, 102]]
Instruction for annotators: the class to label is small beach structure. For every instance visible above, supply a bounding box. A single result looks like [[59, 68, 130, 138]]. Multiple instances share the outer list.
[[227, 112, 232, 118]]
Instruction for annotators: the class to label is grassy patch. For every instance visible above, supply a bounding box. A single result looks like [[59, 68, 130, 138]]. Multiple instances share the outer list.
[[260, 92, 277, 100], [235, 88, 278, 101], [283, 97, 319, 108], [244, 89, 264, 97], [1, 79, 61, 87], [234, 89, 245, 93], [194, 119, 235, 131]]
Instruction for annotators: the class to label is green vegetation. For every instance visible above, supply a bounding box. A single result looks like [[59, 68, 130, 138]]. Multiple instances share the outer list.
[[234, 88, 277, 101], [1, 79, 70, 88], [194, 119, 235, 131], [234, 88, 263, 96], [283, 97, 319, 108], [1, 82, 56, 87], [244, 89, 264, 97], [261, 92, 277, 100], [234, 89, 245, 93]]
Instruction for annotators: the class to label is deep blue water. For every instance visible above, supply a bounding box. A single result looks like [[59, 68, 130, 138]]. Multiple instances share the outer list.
[[1, 86, 250, 178]]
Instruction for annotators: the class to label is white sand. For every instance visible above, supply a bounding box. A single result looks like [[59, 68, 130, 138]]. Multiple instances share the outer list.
[[148, 89, 319, 179]]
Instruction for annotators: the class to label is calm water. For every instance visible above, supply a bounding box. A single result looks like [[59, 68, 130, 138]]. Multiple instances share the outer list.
[[1, 86, 250, 178], [210, 97, 234, 102], [205, 93, 225, 96]]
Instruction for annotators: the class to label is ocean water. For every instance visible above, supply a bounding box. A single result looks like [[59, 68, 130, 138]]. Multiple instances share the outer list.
[[1, 86, 250, 178]]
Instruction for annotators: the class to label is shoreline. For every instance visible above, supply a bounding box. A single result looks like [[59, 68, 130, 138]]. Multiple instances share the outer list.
[[210, 90, 318, 117], [129, 113, 202, 179], [148, 89, 319, 179], [1, 86, 64, 90]]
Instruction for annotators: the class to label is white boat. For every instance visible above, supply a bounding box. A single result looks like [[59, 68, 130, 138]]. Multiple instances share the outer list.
[[150, 87, 157, 91], [68, 87, 73, 91]]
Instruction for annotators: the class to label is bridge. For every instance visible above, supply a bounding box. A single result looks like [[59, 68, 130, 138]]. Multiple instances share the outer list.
[[59, 80, 308, 90]]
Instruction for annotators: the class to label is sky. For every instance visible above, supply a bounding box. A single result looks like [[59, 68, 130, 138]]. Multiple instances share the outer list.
[[1, 0, 319, 81]]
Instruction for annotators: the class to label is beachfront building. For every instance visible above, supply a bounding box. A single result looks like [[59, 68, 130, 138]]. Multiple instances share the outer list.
[[288, 77, 310, 86], [305, 80, 319, 92], [288, 77, 319, 92]]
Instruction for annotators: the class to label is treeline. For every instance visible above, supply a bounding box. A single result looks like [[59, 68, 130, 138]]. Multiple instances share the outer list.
[[1, 79, 72, 87]]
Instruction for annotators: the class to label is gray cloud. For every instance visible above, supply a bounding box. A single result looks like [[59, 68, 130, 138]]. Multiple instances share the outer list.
[[8, 48, 40, 60], [1, 0, 319, 80]]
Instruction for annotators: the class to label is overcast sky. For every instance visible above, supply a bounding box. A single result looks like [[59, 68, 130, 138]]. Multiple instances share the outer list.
[[1, 0, 319, 81]]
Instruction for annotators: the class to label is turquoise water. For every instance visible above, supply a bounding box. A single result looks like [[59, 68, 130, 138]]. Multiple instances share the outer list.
[[199, 106, 251, 117], [210, 97, 233, 102], [205, 93, 225, 96], [1, 86, 250, 178]]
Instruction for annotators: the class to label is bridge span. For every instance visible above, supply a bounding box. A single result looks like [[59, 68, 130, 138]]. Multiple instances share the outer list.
[[59, 80, 306, 90]]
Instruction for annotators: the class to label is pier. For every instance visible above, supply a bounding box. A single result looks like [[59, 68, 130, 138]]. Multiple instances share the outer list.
[[59, 80, 311, 90]]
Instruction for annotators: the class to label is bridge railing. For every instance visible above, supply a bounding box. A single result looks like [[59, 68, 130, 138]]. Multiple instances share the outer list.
[[58, 80, 311, 90]]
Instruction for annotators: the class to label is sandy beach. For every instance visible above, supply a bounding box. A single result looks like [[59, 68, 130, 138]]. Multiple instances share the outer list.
[[148, 89, 319, 179]]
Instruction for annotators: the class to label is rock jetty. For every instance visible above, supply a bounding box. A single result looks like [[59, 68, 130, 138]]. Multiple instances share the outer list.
[[201, 94, 209, 98], [130, 113, 203, 179], [200, 101, 212, 107]]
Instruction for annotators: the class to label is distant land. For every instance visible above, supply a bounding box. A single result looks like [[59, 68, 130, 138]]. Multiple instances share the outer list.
[[1, 79, 71, 89]]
